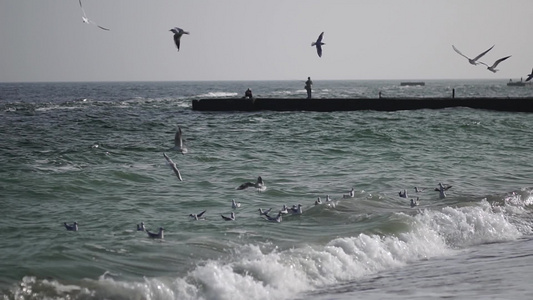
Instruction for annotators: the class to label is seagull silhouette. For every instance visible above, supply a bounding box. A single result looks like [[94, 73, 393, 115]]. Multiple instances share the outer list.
[[311, 32, 325, 57], [452, 45, 494, 65], [79, 0, 109, 31], [480, 56, 511, 73], [170, 27, 189, 51]]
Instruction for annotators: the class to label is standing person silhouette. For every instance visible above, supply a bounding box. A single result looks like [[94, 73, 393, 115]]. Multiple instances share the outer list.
[[305, 77, 313, 99]]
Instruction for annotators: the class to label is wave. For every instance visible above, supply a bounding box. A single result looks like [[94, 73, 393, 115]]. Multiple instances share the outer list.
[[4, 200, 527, 300], [196, 92, 239, 98]]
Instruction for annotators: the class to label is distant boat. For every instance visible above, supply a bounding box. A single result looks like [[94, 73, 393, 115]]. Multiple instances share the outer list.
[[400, 82, 425, 86]]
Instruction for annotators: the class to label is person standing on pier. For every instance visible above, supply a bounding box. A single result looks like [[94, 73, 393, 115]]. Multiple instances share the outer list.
[[305, 77, 313, 99]]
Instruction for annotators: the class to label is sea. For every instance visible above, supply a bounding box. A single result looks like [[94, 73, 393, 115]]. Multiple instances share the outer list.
[[1, 79, 532, 300]]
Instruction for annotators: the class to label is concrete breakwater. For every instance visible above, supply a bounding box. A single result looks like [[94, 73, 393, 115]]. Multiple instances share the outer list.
[[192, 97, 533, 112]]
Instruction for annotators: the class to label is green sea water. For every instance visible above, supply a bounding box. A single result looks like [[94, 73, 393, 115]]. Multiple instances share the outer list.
[[1, 80, 532, 299]]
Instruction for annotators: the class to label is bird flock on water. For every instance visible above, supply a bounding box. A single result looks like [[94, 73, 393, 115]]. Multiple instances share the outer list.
[[64, 126, 458, 239]]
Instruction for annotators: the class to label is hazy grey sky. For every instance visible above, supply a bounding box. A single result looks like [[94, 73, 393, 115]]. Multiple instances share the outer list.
[[1, 0, 532, 82]]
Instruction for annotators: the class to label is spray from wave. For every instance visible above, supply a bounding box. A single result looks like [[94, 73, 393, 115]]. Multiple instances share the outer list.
[[5, 199, 528, 300]]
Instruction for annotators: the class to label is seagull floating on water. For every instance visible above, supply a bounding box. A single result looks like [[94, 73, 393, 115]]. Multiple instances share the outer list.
[[64, 222, 78, 231], [137, 222, 145, 231], [452, 45, 494, 65], [289, 204, 303, 215], [258, 208, 272, 216], [221, 212, 235, 221], [526, 68, 533, 82], [436, 183, 448, 199], [236, 176, 265, 191], [189, 210, 206, 220], [414, 187, 424, 193], [399, 189, 408, 198], [279, 204, 289, 214], [410, 197, 419, 208], [173, 126, 188, 154], [231, 199, 241, 209], [146, 227, 164, 239], [79, 0, 110, 31], [434, 183, 452, 191], [314, 197, 322, 205], [311, 32, 325, 57], [264, 211, 282, 223], [163, 152, 182, 181], [343, 188, 355, 198], [480, 55, 511, 73], [170, 27, 189, 51]]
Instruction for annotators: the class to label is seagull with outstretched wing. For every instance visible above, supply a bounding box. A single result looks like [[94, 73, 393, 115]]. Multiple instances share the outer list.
[[480, 55, 511, 73], [79, 0, 110, 31], [525, 68, 533, 81], [452, 45, 494, 65], [170, 27, 190, 51], [311, 32, 325, 57]]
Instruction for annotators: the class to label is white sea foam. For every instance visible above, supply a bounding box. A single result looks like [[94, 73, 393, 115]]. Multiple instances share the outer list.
[[6, 202, 524, 300], [197, 92, 239, 98]]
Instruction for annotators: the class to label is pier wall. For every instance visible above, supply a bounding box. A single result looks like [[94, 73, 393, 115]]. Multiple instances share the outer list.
[[191, 97, 533, 113]]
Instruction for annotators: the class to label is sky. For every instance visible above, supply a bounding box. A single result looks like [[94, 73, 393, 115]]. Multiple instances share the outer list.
[[1, 0, 532, 82]]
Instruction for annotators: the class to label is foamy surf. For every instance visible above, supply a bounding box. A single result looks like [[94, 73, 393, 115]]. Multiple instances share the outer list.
[[5, 202, 524, 300]]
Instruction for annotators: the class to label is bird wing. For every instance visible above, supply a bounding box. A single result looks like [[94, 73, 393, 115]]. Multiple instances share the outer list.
[[472, 45, 494, 61], [163, 153, 182, 181], [316, 32, 324, 43], [452, 45, 471, 60], [316, 44, 322, 57], [173, 34, 181, 50], [491, 55, 511, 68], [174, 127, 183, 148], [526, 69, 533, 81], [79, 0, 87, 18], [197, 210, 206, 218], [236, 182, 253, 190], [96, 24, 110, 31]]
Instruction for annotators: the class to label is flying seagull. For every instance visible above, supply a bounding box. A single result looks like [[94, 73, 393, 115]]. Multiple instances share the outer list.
[[480, 56, 511, 73], [163, 152, 183, 181], [174, 126, 188, 154], [170, 27, 189, 51], [311, 32, 325, 57], [79, 0, 110, 31], [527, 68, 533, 82], [452, 45, 494, 65]]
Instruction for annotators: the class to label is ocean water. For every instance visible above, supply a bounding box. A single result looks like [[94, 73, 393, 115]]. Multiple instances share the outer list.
[[1, 80, 532, 300]]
